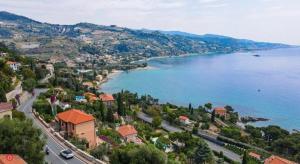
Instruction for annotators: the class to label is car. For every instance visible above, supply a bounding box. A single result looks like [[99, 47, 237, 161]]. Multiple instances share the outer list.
[[60, 149, 74, 159]]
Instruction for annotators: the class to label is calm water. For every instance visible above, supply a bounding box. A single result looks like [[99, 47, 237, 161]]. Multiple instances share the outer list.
[[101, 48, 300, 130]]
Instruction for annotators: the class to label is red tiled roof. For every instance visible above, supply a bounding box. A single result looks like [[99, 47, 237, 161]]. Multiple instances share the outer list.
[[214, 107, 226, 112], [99, 94, 114, 102], [264, 155, 297, 164], [249, 152, 261, 159], [6, 61, 17, 65], [179, 115, 189, 121], [84, 92, 96, 97], [57, 109, 94, 125], [0, 103, 13, 113], [117, 125, 137, 137], [0, 154, 27, 164]]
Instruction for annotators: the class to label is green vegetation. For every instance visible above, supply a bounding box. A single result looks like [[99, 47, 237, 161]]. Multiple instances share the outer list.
[[70, 137, 89, 151], [110, 144, 167, 164], [0, 118, 45, 164]]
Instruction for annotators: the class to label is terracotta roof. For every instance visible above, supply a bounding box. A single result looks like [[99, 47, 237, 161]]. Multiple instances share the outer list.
[[249, 152, 261, 159], [179, 115, 189, 121], [99, 94, 114, 102], [264, 155, 297, 164], [57, 109, 94, 125], [6, 61, 18, 65], [84, 92, 96, 97], [117, 125, 137, 137], [0, 154, 27, 164], [82, 82, 94, 87], [214, 107, 226, 112], [0, 103, 13, 113]]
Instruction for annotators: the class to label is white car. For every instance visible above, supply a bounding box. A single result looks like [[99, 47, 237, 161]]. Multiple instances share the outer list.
[[60, 149, 74, 159]]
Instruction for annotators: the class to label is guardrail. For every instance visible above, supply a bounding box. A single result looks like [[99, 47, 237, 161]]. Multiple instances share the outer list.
[[32, 109, 106, 164]]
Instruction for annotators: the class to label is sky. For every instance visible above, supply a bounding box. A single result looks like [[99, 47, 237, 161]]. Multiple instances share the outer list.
[[0, 0, 300, 45]]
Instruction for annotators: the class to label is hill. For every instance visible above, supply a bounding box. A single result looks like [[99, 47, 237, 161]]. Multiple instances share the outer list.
[[0, 11, 289, 59]]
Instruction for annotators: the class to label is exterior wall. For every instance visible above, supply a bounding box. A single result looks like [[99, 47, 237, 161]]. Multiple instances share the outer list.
[[5, 82, 22, 102], [124, 133, 137, 142], [0, 110, 12, 119], [59, 121, 75, 137], [75, 121, 96, 148], [103, 100, 114, 107]]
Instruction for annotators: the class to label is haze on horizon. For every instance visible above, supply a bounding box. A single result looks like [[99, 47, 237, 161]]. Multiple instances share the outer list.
[[0, 0, 300, 45]]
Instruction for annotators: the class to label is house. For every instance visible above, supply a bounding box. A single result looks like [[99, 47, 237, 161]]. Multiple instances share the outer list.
[[213, 107, 228, 118], [0, 52, 8, 57], [179, 115, 190, 125], [84, 92, 98, 102], [0, 154, 27, 164], [264, 155, 297, 164], [82, 82, 94, 89], [46, 64, 54, 75], [249, 152, 261, 160], [99, 93, 115, 106], [0, 103, 13, 119], [117, 125, 141, 144], [95, 75, 103, 82], [6, 61, 21, 71], [57, 109, 97, 148]]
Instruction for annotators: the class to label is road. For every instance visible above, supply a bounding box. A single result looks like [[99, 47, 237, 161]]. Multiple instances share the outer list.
[[18, 89, 86, 164], [137, 112, 241, 162]]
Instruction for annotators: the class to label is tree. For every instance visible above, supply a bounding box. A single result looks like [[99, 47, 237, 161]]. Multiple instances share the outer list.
[[110, 144, 167, 164], [0, 87, 7, 102], [211, 110, 216, 122], [12, 110, 26, 121], [0, 119, 45, 164], [90, 143, 109, 160], [193, 142, 213, 164], [117, 93, 125, 116], [106, 108, 114, 123], [204, 103, 212, 110], [189, 103, 192, 112], [242, 151, 249, 164], [152, 116, 162, 128], [22, 78, 37, 92]]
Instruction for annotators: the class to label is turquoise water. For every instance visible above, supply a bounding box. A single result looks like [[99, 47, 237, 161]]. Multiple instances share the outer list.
[[101, 48, 300, 130]]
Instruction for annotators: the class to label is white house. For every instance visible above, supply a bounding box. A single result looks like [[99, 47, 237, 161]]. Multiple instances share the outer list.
[[179, 115, 191, 125], [6, 61, 21, 71]]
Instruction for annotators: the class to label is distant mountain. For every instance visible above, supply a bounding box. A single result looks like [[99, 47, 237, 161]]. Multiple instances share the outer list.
[[0, 11, 290, 58]]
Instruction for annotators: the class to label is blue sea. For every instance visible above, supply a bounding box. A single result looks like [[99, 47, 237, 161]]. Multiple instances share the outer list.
[[101, 48, 300, 130]]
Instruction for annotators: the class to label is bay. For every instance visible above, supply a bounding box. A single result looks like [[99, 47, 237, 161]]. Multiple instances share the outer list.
[[101, 48, 300, 130]]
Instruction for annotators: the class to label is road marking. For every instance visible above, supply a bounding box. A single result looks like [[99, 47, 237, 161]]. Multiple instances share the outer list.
[[20, 90, 88, 164], [47, 147, 68, 164]]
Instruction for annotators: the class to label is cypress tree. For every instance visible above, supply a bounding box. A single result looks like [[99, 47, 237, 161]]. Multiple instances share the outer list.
[[211, 110, 216, 122]]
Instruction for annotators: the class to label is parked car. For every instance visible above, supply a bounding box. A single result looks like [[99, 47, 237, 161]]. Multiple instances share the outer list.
[[60, 149, 74, 159]]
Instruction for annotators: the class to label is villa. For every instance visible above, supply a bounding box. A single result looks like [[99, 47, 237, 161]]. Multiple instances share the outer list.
[[249, 152, 261, 160], [84, 92, 98, 102], [179, 115, 191, 125], [6, 61, 21, 71], [57, 109, 97, 148], [99, 93, 115, 106], [82, 82, 94, 89], [0, 102, 13, 119], [213, 107, 228, 118], [264, 155, 297, 164], [117, 125, 142, 144]]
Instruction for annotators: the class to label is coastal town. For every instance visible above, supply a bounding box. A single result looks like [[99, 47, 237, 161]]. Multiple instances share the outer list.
[[1, 41, 299, 164]]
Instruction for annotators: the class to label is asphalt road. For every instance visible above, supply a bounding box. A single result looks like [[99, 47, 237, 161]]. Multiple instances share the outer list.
[[18, 89, 86, 164], [137, 112, 242, 162]]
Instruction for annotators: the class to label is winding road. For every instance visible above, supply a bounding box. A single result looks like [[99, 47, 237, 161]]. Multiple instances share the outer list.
[[137, 112, 242, 162], [18, 89, 87, 164]]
